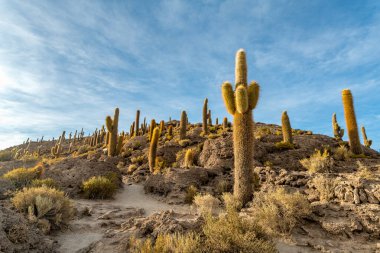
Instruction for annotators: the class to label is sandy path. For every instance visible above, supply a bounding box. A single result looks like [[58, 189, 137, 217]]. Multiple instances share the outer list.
[[55, 183, 190, 253]]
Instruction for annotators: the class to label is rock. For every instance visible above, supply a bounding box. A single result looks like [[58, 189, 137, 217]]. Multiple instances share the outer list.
[[353, 188, 360, 205]]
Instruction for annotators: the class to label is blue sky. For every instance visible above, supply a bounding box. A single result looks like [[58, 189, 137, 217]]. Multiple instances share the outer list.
[[0, 0, 379, 150]]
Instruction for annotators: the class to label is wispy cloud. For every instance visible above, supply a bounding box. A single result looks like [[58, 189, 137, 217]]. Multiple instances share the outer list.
[[0, 0, 379, 150]]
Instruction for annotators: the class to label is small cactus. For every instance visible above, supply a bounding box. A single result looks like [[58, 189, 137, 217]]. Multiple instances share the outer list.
[[159, 120, 165, 134], [105, 108, 120, 157], [332, 113, 344, 141], [361, 126, 372, 148], [342, 89, 362, 155], [281, 111, 293, 144], [202, 98, 208, 135], [149, 119, 156, 141], [51, 140, 62, 158], [180, 111, 187, 140], [223, 117, 228, 130], [208, 109, 212, 126], [184, 149, 194, 168], [168, 125, 173, 136], [221, 49, 259, 206], [215, 117, 219, 126], [149, 127, 160, 172]]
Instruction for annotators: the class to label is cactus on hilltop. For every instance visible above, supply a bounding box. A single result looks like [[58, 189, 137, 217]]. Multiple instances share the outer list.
[[361, 126, 372, 148], [203, 98, 208, 135], [332, 113, 344, 141], [180, 111, 187, 140], [149, 127, 160, 172], [105, 108, 120, 157], [342, 89, 362, 154], [281, 111, 293, 144], [221, 49, 260, 206]]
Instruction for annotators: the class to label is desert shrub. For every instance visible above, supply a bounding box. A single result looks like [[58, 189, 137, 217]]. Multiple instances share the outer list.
[[155, 156, 167, 171], [129, 232, 201, 253], [12, 186, 74, 232], [131, 155, 145, 165], [264, 160, 273, 168], [76, 145, 91, 155], [3, 166, 41, 188], [31, 178, 57, 189], [202, 193, 277, 253], [193, 194, 220, 215], [300, 149, 333, 173], [274, 141, 295, 150], [127, 164, 138, 173], [0, 150, 13, 161], [216, 179, 231, 195], [207, 133, 219, 139], [184, 185, 198, 204], [251, 188, 311, 236], [311, 175, 336, 202], [178, 139, 191, 147], [356, 161, 376, 180], [82, 176, 117, 199], [333, 145, 350, 161]]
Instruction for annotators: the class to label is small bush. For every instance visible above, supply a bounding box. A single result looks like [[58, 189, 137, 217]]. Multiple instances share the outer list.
[[76, 145, 91, 155], [129, 232, 201, 253], [31, 178, 57, 189], [0, 150, 13, 161], [178, 139, 191, 147], [82, 176, 117, 199], [12, 186, 74, 232], [274, 141, 295, 150], [356, 161, 376, 180], [127, 164, 138, 173], [300, 149, 333, 173], [216, 179, 231, 195], [311, 175, 336, 202], [251, 188, 311, 236], [333, 145, 350, 161], [3, 166, 41, 188], [184, 185, 198, 204], [130, 155, 145, 165], [193, 194, 220, 215]]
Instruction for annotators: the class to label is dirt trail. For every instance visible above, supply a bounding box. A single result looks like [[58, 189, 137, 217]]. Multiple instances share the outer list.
[[54, 183, 190, 253]]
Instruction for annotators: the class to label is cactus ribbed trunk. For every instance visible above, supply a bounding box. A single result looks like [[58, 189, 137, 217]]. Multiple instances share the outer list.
[[180, 111, 187, 140], [281, 111, 293, 144], [149, 127, 159, 172], [342, 90, 362, 154], [233, 111, 254, 205], [203, 98, 208, 134], [135, 110, 140, 137], [106, 108, 119, 157]]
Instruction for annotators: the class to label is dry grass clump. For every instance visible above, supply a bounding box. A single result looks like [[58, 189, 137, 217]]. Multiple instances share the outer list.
[[216, 178, 232, 195], [311, 175, 336, 202], [76, 145, 91, 155], [333, 145, 350, 161], [128, 232, 201, 253], [12, 186, 74, 233], [356, 161, 376, 180], [82, 176, 117, 199], [31, 178, 57, 189], [3, 166, 41, 188], [251, 188, 311, 236], [178, 139, 191, 147], [129, 193, 277, 253], [184, 185, 198, 204], [193, 193, 220, 215], [274, 141, 295, 150], [0, 150, 13, 161], [300, 149, 333, 173]]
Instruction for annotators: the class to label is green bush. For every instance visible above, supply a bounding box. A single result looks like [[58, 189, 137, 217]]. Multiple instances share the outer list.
[[82, 176, 117, 199], [3, 166, 41, 188], [12, 186, 74, 233]]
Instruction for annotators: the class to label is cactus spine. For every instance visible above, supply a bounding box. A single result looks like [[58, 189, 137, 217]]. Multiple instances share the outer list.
[[180, 111, 187, 140], [149, 127, 160, 172], [221, 49, 259, 206], [361, 126, 372, 148], [281, 111, 293, 144], [342, 89, 362, 154], [332, 113, 344, 141], [202, 98, 208, 134], [105, 108, 119, 157]]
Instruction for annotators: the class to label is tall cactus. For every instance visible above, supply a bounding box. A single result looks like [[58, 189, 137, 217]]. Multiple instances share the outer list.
[[332, 113, 344, 141], [105, 108, 119, 157], [149, 119, 156, 141], [149, 127, 160, 172], [135, 110, 140, 136], [221, 49, 259, 206], [202, 98, 208, 135], [342, 89, 362, 154], [180, 111, 187, 140], [361, 126, 372, 148], [281, 111, 293, 144], [159, 120, 165, 134], [208, 109, 212, 126]]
